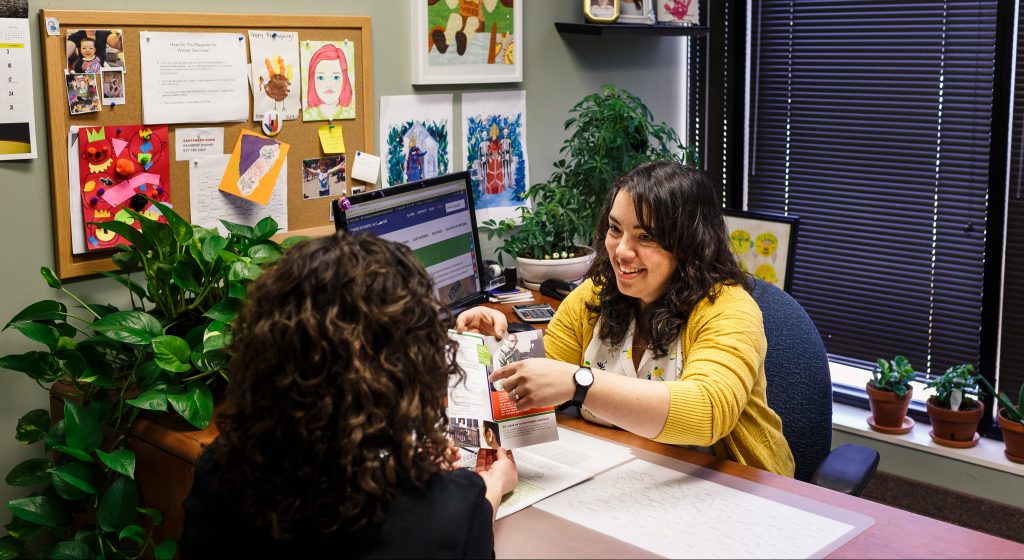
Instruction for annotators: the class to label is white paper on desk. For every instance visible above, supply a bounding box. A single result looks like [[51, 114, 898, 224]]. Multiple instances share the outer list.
[[68, 127, 85, 254], [139, 32, 248, 124], [534, 459, 855, 559], [524, 426, 634, 476], [494, 448, 591, 520], [189, 154, 288, 236], [175, 127, 224, 160], [350, 151, 380, 184]]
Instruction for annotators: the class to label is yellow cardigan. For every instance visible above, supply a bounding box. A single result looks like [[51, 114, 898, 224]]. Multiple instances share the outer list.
[[545, 279, 795, 477]]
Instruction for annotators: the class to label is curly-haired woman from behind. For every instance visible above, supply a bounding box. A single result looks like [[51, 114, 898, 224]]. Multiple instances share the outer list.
[[180, 232, 517, 558]]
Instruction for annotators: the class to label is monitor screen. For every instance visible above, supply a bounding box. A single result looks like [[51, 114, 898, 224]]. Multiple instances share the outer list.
[[333, 171, 486, 315]]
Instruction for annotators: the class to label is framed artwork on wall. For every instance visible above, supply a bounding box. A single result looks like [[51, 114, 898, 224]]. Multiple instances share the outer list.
[[618, 0, 655, 25], [412, 0, 522, 85], [723, 209, 799, 293], [584, 0, 620, 23]]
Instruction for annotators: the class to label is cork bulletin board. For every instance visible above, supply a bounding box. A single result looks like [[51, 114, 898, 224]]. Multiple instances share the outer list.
[[39, 10, 374, 279]]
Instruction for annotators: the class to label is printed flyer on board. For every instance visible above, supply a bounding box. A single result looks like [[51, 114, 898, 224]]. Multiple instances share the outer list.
[[447, 329, 557, 449]]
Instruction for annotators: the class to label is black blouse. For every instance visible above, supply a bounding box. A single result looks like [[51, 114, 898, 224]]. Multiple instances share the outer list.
[[180, 442, 494, 559]]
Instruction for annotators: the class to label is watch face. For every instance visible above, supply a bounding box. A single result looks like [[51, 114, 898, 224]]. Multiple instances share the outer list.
[[575, 368, 594, 387]]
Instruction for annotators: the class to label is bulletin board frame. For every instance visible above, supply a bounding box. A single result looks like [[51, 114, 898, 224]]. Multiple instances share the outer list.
[[39, 10, 373, 279]]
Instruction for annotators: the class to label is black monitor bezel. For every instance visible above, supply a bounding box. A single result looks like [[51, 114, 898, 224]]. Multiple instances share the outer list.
[[331, 171, 487, 316]]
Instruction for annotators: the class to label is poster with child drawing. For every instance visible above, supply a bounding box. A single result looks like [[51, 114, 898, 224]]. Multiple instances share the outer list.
[[379, 94, 453, 188], [248, 31, 300, 121], [300, 40, 356, 121], [219, 130, 290, 206], [461, 90, 528, 223]]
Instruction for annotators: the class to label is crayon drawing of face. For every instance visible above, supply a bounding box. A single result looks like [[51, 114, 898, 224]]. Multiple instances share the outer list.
[[315, 59, 342, 103]]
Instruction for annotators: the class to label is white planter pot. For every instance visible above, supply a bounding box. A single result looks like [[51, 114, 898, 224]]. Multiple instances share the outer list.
[[514, 246, 596, 289]]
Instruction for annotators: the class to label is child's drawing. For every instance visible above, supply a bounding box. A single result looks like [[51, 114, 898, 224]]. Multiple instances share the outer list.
[[300, 40, 356, 121], [249, 31, 301, 121]]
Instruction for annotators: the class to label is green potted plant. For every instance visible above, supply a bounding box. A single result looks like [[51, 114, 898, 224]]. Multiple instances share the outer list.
[[481, 85, 698, 287], [866, 355, 917, 434], [924, 363, 984, 447], [0, 202, 301, 559], [978, 378, 1024, 463]]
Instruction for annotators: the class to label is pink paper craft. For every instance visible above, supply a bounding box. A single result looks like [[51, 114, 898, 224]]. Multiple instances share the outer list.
[[112, 138, 129, 156], [100, 180, 138, 207], [129, 172, 162, 189]]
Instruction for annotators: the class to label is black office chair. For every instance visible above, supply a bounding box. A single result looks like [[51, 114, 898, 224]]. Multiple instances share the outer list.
[[750, 278, 880, 495]]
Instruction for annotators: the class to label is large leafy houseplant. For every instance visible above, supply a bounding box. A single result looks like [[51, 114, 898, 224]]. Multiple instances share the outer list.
[[0, 202, 301, 559], [481, 85, 699, 264]]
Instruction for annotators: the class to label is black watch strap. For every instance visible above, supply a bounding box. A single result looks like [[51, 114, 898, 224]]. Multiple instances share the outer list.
[[571, 367, 593, 408]]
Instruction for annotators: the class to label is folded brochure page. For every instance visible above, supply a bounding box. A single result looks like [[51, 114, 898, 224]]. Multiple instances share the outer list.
[[447, 329, 557, 450]]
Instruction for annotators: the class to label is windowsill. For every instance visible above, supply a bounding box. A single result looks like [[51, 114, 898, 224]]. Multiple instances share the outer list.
[[832, 401, 1024, 478]]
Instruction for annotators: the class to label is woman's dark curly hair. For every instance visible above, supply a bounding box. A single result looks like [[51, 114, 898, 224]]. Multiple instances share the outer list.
[[587, 160, 750, 357], [216, 232, 460, 539]]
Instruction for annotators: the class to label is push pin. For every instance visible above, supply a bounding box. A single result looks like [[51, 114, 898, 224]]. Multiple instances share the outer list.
[[338, 197, 351, 211]]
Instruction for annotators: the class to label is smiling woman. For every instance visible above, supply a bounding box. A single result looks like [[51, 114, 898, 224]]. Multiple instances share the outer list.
[[458, 161, 796, 476]]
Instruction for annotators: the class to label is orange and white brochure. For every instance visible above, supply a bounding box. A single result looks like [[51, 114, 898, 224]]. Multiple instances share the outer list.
[[447, 329, 557, 450]]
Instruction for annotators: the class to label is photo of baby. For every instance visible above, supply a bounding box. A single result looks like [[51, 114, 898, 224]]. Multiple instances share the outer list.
[[66, 29, 125, 74], [101, 69, 125, 106], [65, 73, 100, 115]]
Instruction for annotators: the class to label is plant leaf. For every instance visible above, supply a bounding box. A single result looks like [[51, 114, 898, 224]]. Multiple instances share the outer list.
[[6, 300, 67, 325], [91, 311, 163, 345], [151, 335, 192, 373], [167, 381, 214, 429], [8, 321, 60, 350], [51, 461, 104, 494], [111, 250, 140, 273], [281, 235, 309, 249], [15, 409, 50, 444], [5, 457, 53, 486], [254, 216, 279, 241], [6, 496, 68, 528], [50, 444, 92, 462], [126, 388, 168, 412], [203, 321, 228, 352], [227, 260, 262, 282], [50, 540, 92, 560], [64, 400, 102, 454], [152, 201, 193, 245], [95, 219, 144, 247], [0, 351, 63, 382], [0, 534, 26, 559], [97, 476, 139, 532], [119, 524, 145, 545], [137, 506, 164, 526], [201, 235, 228, 263], [203, 297, 243, 323], [96, 449, 136, 479], [220, 220, 255, 239], [247, 243, 281, 264], [154, 538, 177, 560], [171, 257, 202, 293], [192, 348, 228, 373], [40, 267, 62, 289]]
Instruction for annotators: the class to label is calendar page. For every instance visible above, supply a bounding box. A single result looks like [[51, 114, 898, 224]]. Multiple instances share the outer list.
[[0, 16, 35, 160]]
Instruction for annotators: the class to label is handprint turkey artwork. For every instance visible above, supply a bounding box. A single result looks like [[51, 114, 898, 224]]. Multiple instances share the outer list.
[[248, 30, 301, 121]]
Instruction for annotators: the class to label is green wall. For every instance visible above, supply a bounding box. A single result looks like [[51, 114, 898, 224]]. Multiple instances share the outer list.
[[0, 0, 688, 525]]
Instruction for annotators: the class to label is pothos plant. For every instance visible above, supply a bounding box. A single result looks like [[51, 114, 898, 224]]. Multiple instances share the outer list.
[[0, 201, 303, 559], [481, 85, 699, 264]]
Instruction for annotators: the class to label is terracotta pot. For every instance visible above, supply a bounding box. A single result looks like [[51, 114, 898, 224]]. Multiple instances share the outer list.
[[866, 383, 913, 428], [997, 408, 1024, 464], [926, 398, 984, 447]]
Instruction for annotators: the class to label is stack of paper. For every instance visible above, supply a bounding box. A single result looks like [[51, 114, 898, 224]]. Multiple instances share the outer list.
[[487, 286, 533, 303]]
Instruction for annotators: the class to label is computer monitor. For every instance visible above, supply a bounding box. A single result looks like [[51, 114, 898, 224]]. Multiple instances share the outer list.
[[332, 171, 487, 316]]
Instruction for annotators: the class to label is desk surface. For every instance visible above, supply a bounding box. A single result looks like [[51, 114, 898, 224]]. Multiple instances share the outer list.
[[130, 291, 1024, 558]]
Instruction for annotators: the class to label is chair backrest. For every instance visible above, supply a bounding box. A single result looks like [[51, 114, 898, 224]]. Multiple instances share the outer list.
[[749, 278, 833, 482]]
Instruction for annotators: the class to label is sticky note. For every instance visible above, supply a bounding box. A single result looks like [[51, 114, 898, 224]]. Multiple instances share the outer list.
[[351, 151, 381, 184], [318, 124, 346, 154]]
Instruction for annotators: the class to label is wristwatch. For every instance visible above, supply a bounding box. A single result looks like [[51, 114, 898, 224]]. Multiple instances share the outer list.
[[571, 367, 594, 408]]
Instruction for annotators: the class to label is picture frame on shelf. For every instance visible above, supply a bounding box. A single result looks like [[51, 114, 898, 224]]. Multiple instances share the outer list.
[[657, 0, 700, 25], [618, 0, 655, 25], [723, 209, 799, 293], [412, 0, 522, 85], [584, 0, 620, 23]]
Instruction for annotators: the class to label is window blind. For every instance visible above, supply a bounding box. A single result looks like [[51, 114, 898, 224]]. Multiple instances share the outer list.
[[747, 1, 997, 375]]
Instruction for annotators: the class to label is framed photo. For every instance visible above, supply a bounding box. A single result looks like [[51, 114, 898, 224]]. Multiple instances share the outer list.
[[723, 209, 799, 293], [584, 0, 620, 23], [618, 0, 655, 25], [412, 0, 522, 85], [657, 0, 700, 25]]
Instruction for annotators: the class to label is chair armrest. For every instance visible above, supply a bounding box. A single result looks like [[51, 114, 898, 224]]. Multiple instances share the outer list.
[[810, 443, 880, 496]]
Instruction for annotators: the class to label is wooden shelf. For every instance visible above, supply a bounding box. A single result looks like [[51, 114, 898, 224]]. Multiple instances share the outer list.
[[555, 21, 709, 37]]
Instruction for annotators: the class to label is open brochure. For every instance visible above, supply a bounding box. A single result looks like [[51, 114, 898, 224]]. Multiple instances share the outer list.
[[447, 329, 558, 449]]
